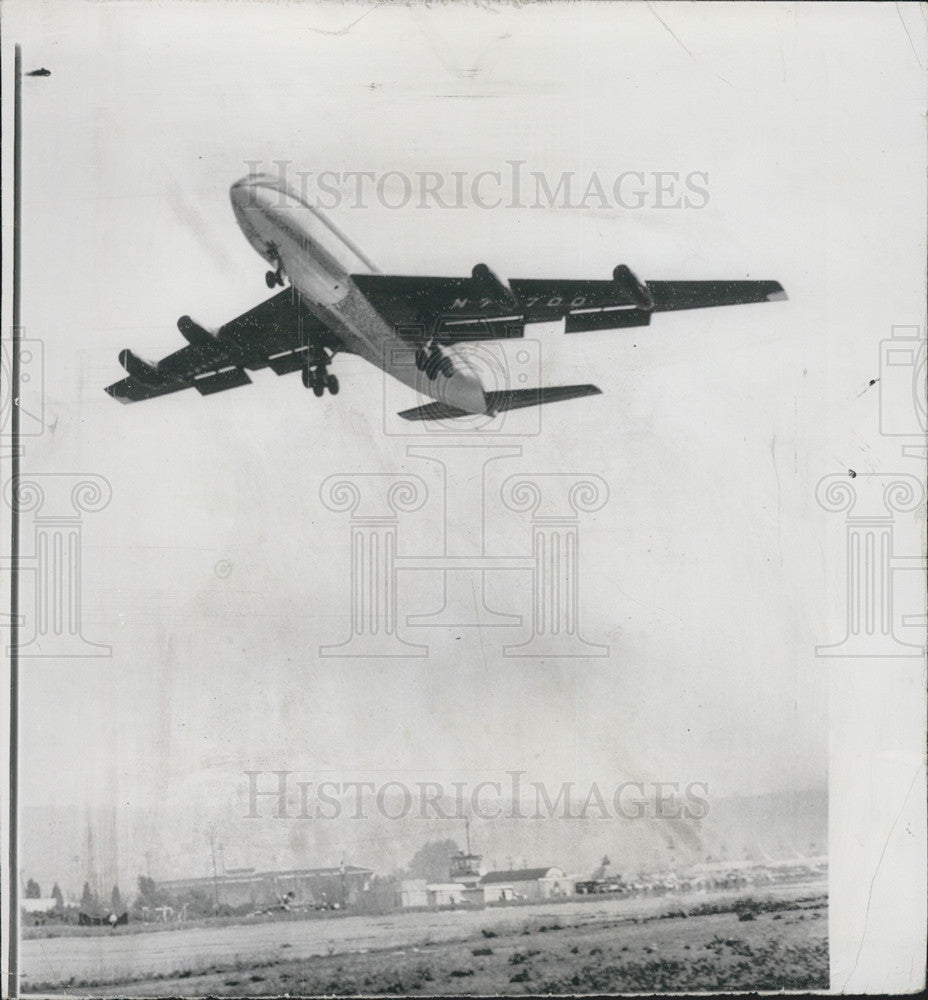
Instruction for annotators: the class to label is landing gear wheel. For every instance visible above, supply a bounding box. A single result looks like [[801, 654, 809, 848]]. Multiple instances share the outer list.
[[423, 343, 447, 381], [301, 339, 339, 399], [265, 271, 279, 289], [425, 355, 441, 381]]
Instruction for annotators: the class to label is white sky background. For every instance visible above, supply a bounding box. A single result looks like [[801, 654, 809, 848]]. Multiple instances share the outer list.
[[4, 0, 924, 889]]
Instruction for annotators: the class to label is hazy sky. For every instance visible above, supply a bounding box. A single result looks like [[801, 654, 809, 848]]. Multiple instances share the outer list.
[[6, 1, 925, 879]]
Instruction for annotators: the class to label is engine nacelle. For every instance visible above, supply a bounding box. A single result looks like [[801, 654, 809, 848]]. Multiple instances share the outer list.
[[177, 315, 218, 348], [118, 349, 161, 385], [472, 263, 517, 305], [613, 264, 654, 311]]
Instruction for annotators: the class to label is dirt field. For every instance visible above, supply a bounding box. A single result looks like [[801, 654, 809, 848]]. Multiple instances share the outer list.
[[24, 884, 827, 995]]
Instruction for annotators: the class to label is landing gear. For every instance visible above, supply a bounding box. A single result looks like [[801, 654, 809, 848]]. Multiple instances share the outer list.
[[264, 243, 285, 288], [415, 342, 455, 381], [301, 343, 339, 398]]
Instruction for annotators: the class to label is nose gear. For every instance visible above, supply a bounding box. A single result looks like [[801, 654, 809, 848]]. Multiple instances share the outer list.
[[264, 242, 286, 288]]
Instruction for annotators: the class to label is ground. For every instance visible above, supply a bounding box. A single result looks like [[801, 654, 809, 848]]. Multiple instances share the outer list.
[[26, 885, 827, 995]]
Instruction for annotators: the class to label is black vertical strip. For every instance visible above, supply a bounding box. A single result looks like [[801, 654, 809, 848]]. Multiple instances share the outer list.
[[9, 40, 22, 1000]]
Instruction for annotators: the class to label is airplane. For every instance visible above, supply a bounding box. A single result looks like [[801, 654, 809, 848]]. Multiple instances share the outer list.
[[105, 173, 787, 421]]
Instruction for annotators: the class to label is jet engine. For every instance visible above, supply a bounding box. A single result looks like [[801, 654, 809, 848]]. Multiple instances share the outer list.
[[177, 315, 218, 348], [613, 264, 655, 311], [118, 349, 160, 385], [472, 262, 518, 305]]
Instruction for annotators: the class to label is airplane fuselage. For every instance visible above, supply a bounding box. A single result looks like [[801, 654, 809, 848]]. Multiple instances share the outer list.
[[230, 174, 488, 413]]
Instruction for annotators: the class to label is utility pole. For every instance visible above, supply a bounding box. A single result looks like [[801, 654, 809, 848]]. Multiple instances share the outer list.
[[209, 831, 220, 912]]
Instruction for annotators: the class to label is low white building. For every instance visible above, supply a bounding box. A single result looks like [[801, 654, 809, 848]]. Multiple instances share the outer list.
[[482, 882, 516, 903], [425, 883, 470, 907], [480, 866, 570, 902], [397, 879, 428, 908]]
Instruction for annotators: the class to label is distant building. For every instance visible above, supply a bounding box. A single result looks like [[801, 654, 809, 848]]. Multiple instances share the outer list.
[[397, 879, 428, 908], [481, 881, 516, 904], [479, 866, 570, 902], [397, 879, 472, 909], [425, 883, 471, 907], [397, 864, 574, 908], [157, 865, 374, 911]]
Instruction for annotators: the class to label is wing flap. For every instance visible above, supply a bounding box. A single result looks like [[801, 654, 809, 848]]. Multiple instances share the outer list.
[[192, 366, 253, 395], [266, 348, 308, 375], [434, 314, 525, 341], [565, 307, 650, 333]]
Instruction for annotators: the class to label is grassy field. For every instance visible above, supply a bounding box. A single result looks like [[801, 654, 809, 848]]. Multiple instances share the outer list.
[[34, 891, 828, 995]]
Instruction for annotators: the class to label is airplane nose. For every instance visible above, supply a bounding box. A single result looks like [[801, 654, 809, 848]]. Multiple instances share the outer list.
[[230, 175, 259, 211], [231, 172, 290, 201], [230, 176, 276, 256]]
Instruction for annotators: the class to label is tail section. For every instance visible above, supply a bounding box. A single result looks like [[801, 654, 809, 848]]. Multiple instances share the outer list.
[[397, 383, 601, 422]]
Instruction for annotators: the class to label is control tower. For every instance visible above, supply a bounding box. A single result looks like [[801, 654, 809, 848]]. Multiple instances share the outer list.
[[449, 818, 483, 887]]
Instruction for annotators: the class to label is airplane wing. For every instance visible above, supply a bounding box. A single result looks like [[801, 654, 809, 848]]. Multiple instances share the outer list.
[[353, 264, 786, 343], [104, 289, 339, 403], [352, 267, 529, 343], [646, 280, 787, 312]]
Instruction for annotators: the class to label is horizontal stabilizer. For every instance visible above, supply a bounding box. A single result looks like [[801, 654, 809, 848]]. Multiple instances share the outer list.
[[398, 383, 602, 422]]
